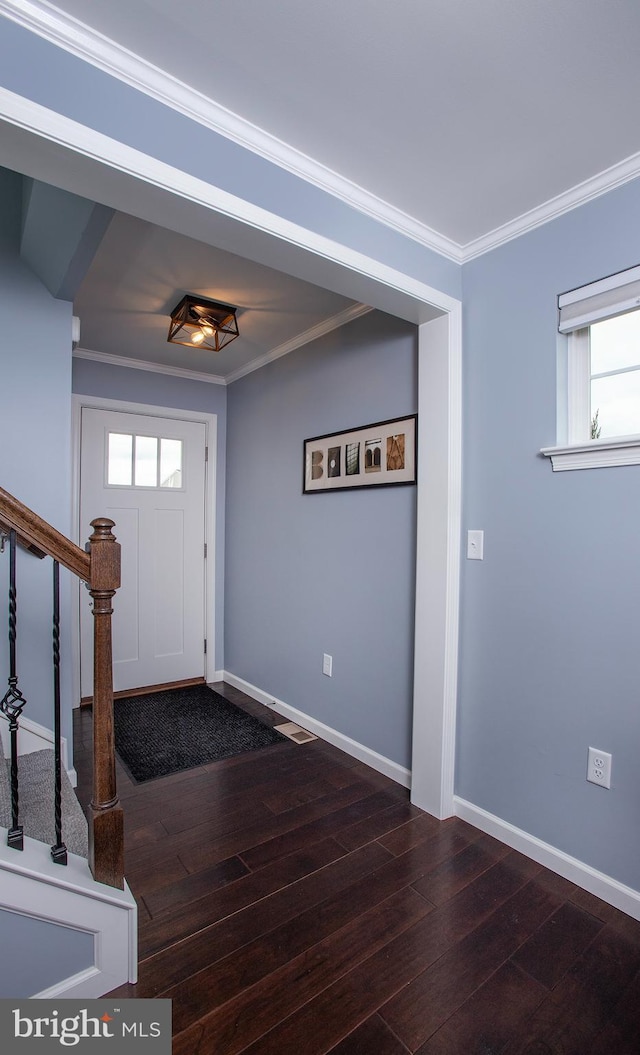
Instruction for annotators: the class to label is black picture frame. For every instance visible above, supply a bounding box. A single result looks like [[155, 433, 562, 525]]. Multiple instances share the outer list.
[[303, 415, 417, 494]]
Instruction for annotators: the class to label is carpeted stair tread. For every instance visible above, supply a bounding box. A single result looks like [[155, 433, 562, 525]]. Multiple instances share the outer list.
[[0, 737, 87, 858]]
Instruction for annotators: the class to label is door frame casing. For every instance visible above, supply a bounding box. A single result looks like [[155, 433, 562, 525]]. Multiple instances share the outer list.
[[413, 314, 461, 818], [2, 91, 461, 818], [71, 395, 218, 707]]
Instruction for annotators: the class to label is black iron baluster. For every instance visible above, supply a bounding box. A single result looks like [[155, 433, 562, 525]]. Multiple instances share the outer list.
[[50, 560, 67, 865], [1, 529, 28, 850]]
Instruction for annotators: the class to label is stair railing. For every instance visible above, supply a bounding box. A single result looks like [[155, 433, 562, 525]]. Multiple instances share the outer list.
[[0, 485, 123, 889]]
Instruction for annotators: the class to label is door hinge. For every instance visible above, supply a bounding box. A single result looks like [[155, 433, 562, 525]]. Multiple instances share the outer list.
[[204, 639, 207, 655], [205, 445, 209, 463], [204, 542, 207, 559]]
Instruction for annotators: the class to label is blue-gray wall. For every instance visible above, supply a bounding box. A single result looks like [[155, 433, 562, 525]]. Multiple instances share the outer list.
[[72, 359, 228, 667], [458, 175, 640, 890], [0, 909, 93, 997], [226, 311, 417, 769], [0, 167, 74, 744]]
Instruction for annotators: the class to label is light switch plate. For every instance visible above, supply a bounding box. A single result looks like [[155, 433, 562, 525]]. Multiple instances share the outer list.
[[467, 530, 484, 560]]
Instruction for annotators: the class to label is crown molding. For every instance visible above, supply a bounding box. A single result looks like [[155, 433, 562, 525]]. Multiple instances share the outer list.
[[460, 149, 640, 261], [0, 0, 462, 263], [225, 303, 373, 384], [0, 84, 459, 325], [72, 347, 227, 385], [73, 305, 373, 385], [5, 1, 640, 268]]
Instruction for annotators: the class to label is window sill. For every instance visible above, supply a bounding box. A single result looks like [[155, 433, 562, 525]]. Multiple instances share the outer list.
[[540, 436, 640, 471]]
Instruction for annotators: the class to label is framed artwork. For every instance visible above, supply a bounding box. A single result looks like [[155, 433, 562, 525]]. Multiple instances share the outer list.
[[303, 415, 417, 493]]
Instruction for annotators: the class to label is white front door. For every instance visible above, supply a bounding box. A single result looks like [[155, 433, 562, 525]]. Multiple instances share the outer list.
[[79, 407, 207, 696]]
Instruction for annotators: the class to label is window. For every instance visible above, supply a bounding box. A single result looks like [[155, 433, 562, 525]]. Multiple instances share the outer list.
[[107, 432, 183, 488], [542, 265, 640, 470], [589, 312, 640, 438]]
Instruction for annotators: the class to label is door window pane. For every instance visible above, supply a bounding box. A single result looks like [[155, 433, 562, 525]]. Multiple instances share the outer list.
[[108, 432, 185, 488], [160, 439, 183, 488], [134, 436, 158, 487], [108, 433, 133, 485]]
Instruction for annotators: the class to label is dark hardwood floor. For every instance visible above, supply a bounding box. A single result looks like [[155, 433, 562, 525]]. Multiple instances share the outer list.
[[73, 684, 640, 1053]]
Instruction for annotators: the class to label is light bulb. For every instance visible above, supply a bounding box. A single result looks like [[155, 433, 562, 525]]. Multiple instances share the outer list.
[[191, 329, 205, 344], [200, 322, 214, 336]]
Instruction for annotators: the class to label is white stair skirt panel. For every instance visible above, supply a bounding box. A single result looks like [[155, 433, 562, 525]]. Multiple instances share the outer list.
[[455, 797, 640, 923], [0, 714, 76, 786], [0, 832, 137, 997], [222, 672, 411, 788]]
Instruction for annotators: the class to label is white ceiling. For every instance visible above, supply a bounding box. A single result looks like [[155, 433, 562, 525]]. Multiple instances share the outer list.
[[7, 0, 640, 380], [24, 0, 640, 248], [73, 211, 363, 383]]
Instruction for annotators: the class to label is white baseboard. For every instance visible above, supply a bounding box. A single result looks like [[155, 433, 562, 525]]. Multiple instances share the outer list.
[[454, 796, 640, 922], [0, 830, 138, 996], [0, 715, 76, 786], [33, 966, 102, 1000], [222, 670, 411, 788]]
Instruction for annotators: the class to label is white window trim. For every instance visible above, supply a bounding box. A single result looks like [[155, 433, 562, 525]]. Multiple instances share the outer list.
[[541, 435, 640, 472], [557, 264, 640, 333], [543, 265, 640, 470], [566, 327, 590, 445]]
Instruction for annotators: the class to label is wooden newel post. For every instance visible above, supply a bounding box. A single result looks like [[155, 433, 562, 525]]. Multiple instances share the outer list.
[[87, 518, 124, 889]]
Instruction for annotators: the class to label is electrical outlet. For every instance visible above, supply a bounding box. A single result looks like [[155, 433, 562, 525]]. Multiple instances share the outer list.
[[322, 653, 333, 677], [587, 747, 612, 789]]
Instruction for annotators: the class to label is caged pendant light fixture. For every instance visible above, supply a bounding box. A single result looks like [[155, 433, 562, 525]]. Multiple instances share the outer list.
[[167, 294, 239, 352]]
